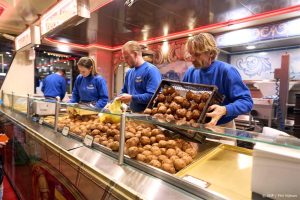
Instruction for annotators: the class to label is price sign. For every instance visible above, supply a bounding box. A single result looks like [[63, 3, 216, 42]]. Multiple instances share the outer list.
[[83, 135, 94, 147], [182, 175, 209, 188], [39, 117, 44, 125], [62, 126, 70, 136]]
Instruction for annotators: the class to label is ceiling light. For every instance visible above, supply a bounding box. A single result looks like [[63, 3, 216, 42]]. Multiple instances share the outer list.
[[5, 52, 10, 54], [259, 52, 267, 55], [246, 45, 256, 50]]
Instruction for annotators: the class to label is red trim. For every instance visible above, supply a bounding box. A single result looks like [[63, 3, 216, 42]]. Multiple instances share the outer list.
[[90, 0, 114, 13], [45, 4, 300, 51]]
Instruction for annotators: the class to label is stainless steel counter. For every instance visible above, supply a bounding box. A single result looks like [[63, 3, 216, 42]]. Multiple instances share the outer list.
[[0, 107, 204, 200], [69, 146, 202, 200]]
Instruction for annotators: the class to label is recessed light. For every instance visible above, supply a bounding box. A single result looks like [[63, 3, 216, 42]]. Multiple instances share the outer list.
[[259, 52, 267, 55], [246, 45, 256, 50]]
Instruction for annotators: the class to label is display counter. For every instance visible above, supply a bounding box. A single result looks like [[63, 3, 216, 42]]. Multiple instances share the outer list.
[[1, 93, 300, 200]]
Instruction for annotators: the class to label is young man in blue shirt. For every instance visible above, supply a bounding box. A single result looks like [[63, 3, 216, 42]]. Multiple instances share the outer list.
[[42, 69, 66, 100], [118, 41, 162, 112], [183, 33, 253, 128]]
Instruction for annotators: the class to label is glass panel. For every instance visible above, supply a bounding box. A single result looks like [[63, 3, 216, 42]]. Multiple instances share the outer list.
[[126, 114, 300, 150], [13, 94, 28, 113], [2, 92, 12, 107]]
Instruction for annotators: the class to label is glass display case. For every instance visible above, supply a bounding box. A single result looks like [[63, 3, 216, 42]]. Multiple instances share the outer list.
[[2, 93, 300, 199], [30, 100, 300, 200]]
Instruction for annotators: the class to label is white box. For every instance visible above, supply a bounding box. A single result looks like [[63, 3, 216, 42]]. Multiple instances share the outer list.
[[33, 101, 56, 115]]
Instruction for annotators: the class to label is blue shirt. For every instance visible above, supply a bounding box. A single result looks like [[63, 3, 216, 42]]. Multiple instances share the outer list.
[[70, 74, 109, 109], [182, 60, 253, 125], [42, 73, 66, 100], [121, 62, 162, 112]]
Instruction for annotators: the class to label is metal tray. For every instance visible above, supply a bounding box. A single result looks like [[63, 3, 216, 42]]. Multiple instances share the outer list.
[[176, 144, 253, 200], [147, 79, 224, 124]]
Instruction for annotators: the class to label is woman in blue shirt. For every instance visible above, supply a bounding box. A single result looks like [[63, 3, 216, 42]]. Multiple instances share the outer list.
[[70, 57, 109, 109]]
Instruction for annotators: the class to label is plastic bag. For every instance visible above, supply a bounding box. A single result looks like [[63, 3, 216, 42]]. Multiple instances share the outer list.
[[99, 99, 122, 123]]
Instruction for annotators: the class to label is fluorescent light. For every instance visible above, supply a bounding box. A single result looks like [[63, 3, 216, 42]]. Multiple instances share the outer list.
[[246, 45, 256, 50], [5, 52, 10, 54], [259, 52, 267, 55]]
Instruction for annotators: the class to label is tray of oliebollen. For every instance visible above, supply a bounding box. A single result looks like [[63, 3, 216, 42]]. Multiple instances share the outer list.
[[143, 79, 224, 143]]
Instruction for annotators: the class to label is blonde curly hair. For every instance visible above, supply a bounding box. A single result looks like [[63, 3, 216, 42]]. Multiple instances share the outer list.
[[186, 33, 220, 60]]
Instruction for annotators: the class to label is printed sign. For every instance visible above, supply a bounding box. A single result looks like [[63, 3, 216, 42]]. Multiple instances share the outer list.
[[62, 126, 70, 136], [83, 135, 93, 147], [39, 117, 44, 125]]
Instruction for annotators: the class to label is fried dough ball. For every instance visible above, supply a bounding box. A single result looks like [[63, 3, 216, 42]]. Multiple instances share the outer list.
[[186, 91, 194, 101], [128, 146, 139, 158], [165, 114, 175, 122], [162, 158, 173, 165], [186, 110, 193, 121], [101, 140, 109, 146], [201, 92, 210, 102], [166, 86, 175, 95], [166, 149, 176, 158], [182, 155, 193, 165], [151, 108, 158, 115], [136, 154, 146, 162], [149, 160, 162, 168], [170, 155, 180, 163], [174, 159, 187, 171], [144, 108, 152, 115], [169, 102, 181, 112], [198, 102, 206, 111], [143, 144, 152, 151], [162, 163, 176, 174], [193, 94, 202, 103], [182, 99, 191, 109], [114, 134, 120, 141], [141, 129, 152, 137], [151, 146, 162, 156], [140, 136, 151, 146], [110, 141, 119, 151], [157, 94, 166, 102], [150, 136, 156, 144], [158, 140, 167, 148], [165, 96, 173, 103], [192, 110, 201, 120], [145, 155, 158, 163], [185, 148, 197, 158], [160, 148, 167, 155], [125, 131, 135, 139], [166, 140, 177, 149], [174, 96, 184, 105], [156, 134, 166, 142], [91, 129, 100, 136], [152, 143, 159, 147], [126, 137, 139, 147], [176, 108, 187, 118], [151, 128, 163, 136], [158, 155, 168, 162], [142, 150, 152, 156]]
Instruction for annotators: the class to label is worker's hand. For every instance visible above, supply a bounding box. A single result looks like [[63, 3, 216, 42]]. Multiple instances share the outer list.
[[205, 105, 227, 127], [0, 142, 7, 148], [117, 94, 132, 104]]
